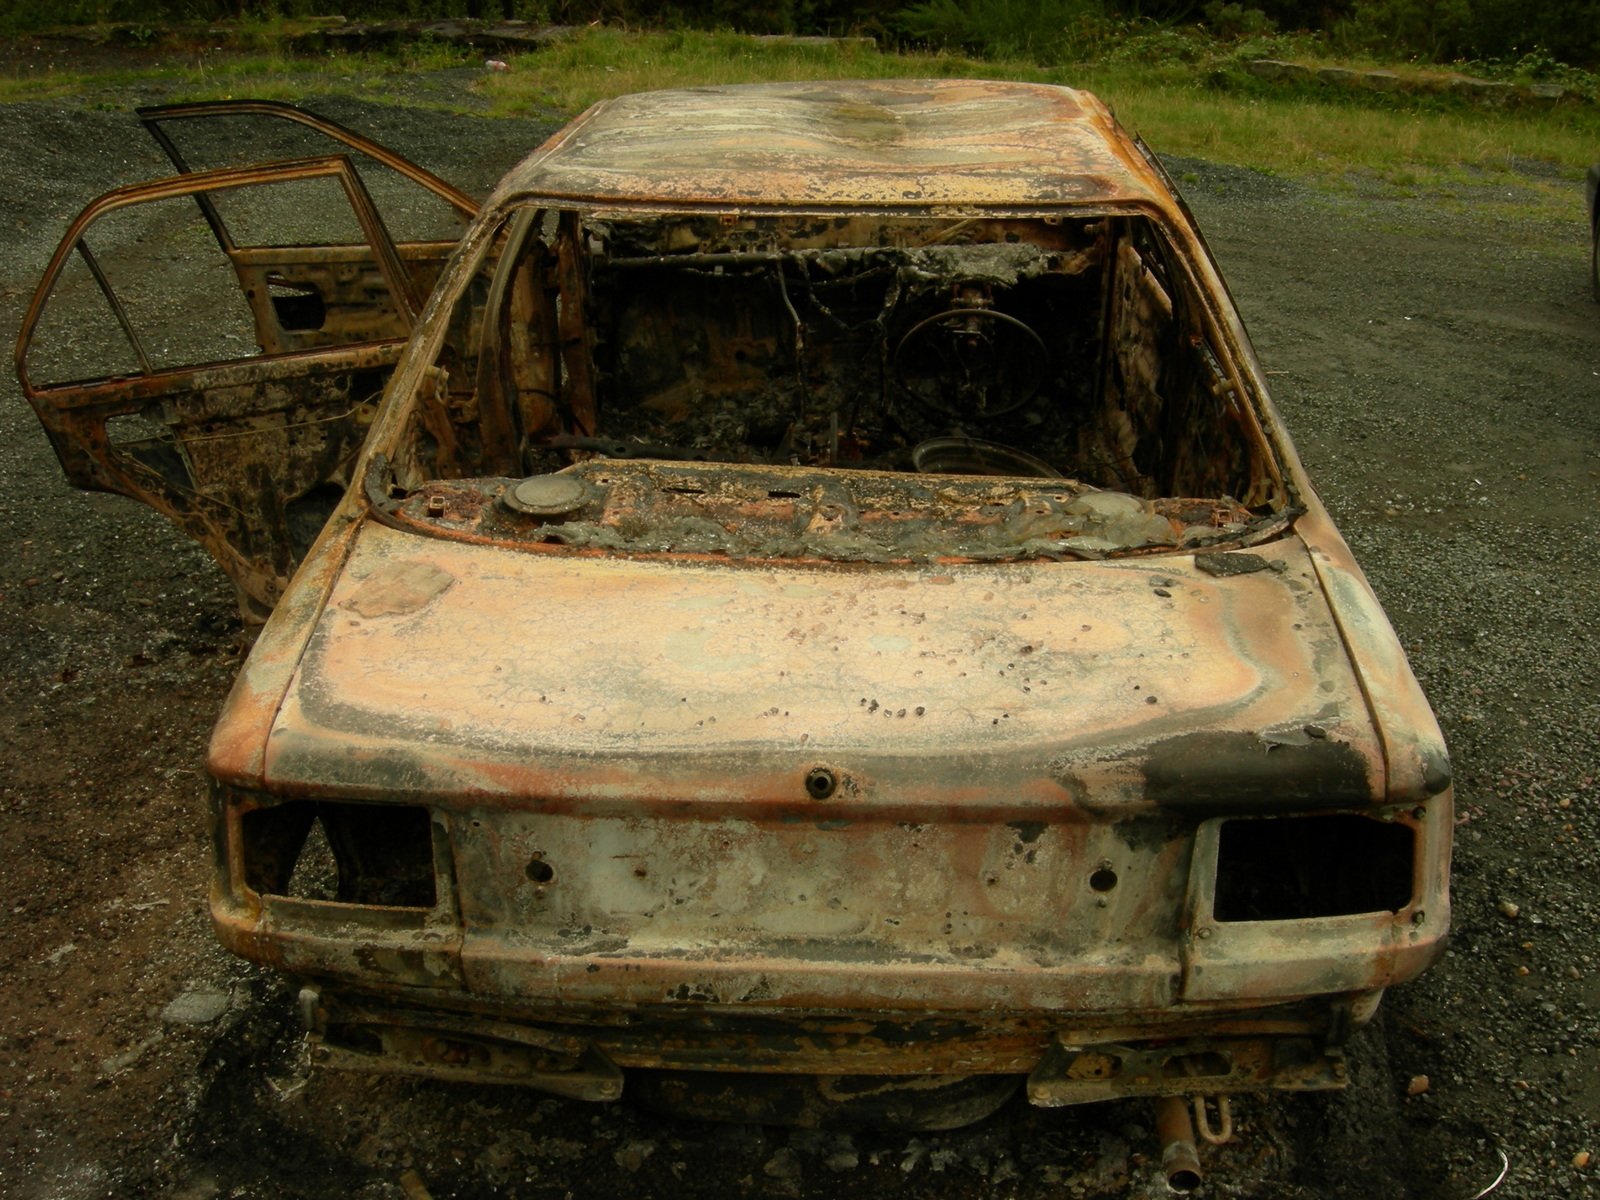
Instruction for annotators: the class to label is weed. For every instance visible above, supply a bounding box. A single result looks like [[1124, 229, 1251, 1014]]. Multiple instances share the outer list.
[[893, 0, 1115, 63], [399, 34, 471, 73]]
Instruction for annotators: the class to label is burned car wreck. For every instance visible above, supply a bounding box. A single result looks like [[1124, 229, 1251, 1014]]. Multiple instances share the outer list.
[[18, 82, 1450, 1182]]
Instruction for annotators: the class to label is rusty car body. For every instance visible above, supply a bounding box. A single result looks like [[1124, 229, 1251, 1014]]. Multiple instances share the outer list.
[[17, 82, 1450, 1148]]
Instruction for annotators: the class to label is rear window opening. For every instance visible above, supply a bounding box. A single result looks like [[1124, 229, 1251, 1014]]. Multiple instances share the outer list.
[[380, 210, 1288, 563], [1213, 813, 1414, 922], [240, 800, 436, 908]]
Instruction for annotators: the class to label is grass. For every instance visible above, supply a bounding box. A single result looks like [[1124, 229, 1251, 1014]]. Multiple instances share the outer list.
[[3, 24, 1596, 221], [1082, 74, 1600, 186], [0, 58, 430, 106], [0, 20, 476, 106], [474, 27, 1600, 220], [477, 26, 1038, 112]]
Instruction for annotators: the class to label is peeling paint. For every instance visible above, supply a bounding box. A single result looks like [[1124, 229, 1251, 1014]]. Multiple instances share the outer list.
[[344, 561, 456, 618]]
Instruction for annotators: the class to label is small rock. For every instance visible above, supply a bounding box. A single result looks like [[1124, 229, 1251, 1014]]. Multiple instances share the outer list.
[[1497, 899, 1520, 920], [101, 1032, 163, 1075], [1449, 76, 1514, 105], [824, 1148, 858, 1172], [762, 1148, 802, 1195], [161, 988, 231, 1026], [1406, 1074, 1430, 1096], [613, 1140, 656, 1173], [171, 1175, 221, 1200], [1574, 1150, 1591, 1169], [1246, 58, 1291, 80]]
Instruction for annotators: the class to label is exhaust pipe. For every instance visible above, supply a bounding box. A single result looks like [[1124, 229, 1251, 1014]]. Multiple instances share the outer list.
[[1155, 1095, 1204, 1192]]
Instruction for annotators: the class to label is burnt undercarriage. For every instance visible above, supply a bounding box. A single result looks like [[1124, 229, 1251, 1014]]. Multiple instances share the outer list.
[[295, 981, 1360, 1129]]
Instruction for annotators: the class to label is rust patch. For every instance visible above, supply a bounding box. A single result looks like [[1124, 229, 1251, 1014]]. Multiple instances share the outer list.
[[1195, 552, 1274, 577], [343, 561, 456, 618]]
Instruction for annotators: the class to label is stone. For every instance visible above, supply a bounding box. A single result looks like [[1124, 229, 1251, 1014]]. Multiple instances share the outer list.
[[1246, 59, 1291, 80], [161, 988, 231, 1026], [762, 1148, 802, 1196], [1449, 77, 1514, 105]]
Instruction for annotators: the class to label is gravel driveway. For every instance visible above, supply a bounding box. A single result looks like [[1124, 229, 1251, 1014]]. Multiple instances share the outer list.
[[0, 83, 1595, 1200]]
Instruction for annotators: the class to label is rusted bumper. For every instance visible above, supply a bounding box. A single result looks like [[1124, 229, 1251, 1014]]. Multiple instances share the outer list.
[[209, 777, 1450, 1101], [286, 978, 1368, 1105]]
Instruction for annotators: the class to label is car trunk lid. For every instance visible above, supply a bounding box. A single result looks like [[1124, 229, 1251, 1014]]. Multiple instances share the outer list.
[[257, 518, 1384, 815]]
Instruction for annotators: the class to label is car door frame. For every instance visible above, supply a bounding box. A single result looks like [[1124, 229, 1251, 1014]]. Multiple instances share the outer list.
[[15, 155, 425, 620]]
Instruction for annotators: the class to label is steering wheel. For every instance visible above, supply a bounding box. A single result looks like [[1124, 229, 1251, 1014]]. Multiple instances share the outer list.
[[892, 308, 1048, 419]]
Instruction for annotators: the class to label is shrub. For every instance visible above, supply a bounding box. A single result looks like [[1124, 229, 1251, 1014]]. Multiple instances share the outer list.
[[893, 0, 1111, 62], [1202, 1, 1277, 38]]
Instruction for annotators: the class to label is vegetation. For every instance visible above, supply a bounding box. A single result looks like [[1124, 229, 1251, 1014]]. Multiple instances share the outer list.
[[0, 12, 1594, 223], [477, 27, 1598, 201], [4, 0, 1600, 69]]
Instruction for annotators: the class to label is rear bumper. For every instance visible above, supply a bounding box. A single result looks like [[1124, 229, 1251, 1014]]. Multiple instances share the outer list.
[[212, 784, 1450, 1101], [294, 980, 1363, 1105]]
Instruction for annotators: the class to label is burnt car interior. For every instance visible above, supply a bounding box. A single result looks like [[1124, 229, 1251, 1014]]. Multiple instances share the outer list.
[[378, 209, 1290, 562]]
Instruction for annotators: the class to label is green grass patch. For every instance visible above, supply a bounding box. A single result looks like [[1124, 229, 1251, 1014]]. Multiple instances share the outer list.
[[0, 72, 86, 102], [473, 27, 1599, 220], [478, 26, 1049, 115], [1085, 69, 1600, 181], [3, 23, 1595, 223], [0, 35, 475, 108]]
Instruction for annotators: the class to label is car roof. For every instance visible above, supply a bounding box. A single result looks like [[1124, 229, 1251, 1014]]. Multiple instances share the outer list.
[[491, 79, 1171, 211]]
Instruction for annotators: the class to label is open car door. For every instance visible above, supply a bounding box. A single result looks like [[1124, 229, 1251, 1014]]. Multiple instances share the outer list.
[[16, 105, 480, 621], [135, 99, 475, 207], [132, 100, 477, 345], [17, 155, 437, 621]]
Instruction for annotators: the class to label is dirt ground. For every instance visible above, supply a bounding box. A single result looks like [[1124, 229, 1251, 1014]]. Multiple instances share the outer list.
[[0, 71, 1597, 1200]]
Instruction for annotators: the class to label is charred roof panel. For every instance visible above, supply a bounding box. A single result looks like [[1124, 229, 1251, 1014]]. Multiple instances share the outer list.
[[493, 80, 1168, 210]]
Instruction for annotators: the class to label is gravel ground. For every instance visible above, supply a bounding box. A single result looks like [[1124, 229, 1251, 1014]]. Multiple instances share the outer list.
[[0, 73, 1596, 1200]]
